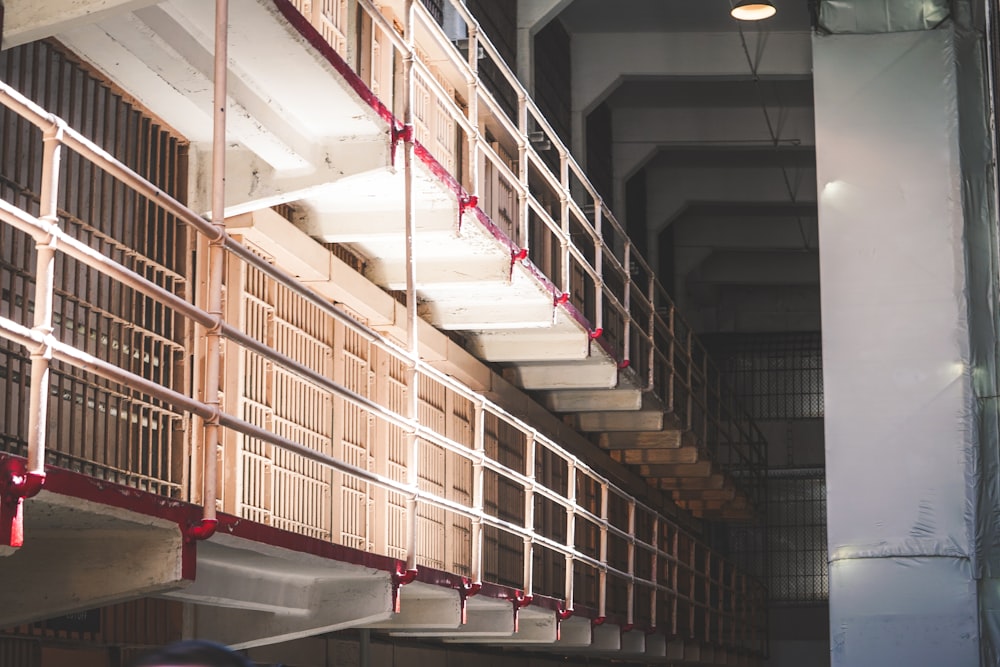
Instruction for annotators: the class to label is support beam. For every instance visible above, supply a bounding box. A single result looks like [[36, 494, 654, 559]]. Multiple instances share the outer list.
[[597, 429, 687, 450], [191, 576, 393, 649], [655, 475, 727, 491], [165, 559, 313, 614], [554, 616, 594, 647], [616, 446, 700, 465], [0, 493, 190, 627], [590, 623, 621, 651], [443, 610, 558, 645], [620, 628, 646, 654], [366, 589, 462, 631], [390, 605, 515, 638], [576, 409, 664, 432], [636, 461, 714, 478], [477, 333, 598, 364], [544, 387, 643, 412]]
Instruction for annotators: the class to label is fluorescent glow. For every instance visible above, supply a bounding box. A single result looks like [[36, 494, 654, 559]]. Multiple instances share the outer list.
[[730, 1, 777, 20]]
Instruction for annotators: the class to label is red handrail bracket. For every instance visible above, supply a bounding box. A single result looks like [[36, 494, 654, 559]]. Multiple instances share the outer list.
[[0, 457, 46, 549]]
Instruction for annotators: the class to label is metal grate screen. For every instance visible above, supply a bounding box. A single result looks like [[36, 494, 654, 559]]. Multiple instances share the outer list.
[[0, 40, 189, 496], [766, 469, 828, 602], [704, 332, 824, 420]]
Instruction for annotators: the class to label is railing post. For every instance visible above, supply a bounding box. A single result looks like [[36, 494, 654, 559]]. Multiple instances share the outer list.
[[648, 278, 656, 393], [704, 549, 712, 643], [517, 98, 529, 250], [650, 515, 659, 630], [682, 327, 691, 432], [523, 431, 536, 597], [23, 124, 63, 485], [598, 480, 609, 619], [401, 0, 421, 580], [671, 529, 679, 636], [623, 239, 632, 367], [188, 0, 230, 540], [466, 15, 481, 208], [564, 461, 577, 612], [626, 498, 636, 628], [471, 401, 485, 585], [559, 152, 571, 302], [593, 203, 604, 339]]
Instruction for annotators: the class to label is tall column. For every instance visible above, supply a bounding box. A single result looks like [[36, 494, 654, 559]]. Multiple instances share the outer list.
[[515, 0, 572, 93], [814, 23, 984, 667]]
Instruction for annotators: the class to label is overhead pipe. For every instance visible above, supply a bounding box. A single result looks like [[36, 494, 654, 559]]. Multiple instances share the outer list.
[[187, 0, 229, 542]]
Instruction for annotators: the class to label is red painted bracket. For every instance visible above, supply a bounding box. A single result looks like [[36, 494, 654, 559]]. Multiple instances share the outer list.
[[392, 123, 414, 146], [555, 292, 570, 306], [457, 194, 478, 232], [184, 517, 219, 543], [592, 616, 607, 626], [589, 328, 604, 340], [618, 359, 631, 370], [392, 564, 419, 613], [0, 457, 45, 549], [458, 194, 478, 214], [508, 247, 529, 280], [621, 623, 635, 633], [390, 124, 414, 166], [457, 578, 482, 625]]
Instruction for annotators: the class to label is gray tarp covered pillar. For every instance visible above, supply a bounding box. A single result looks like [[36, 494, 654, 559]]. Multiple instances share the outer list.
[[814, 19, 986, 667]]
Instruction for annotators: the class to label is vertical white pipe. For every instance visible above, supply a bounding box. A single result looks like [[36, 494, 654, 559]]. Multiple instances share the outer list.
[[523, 432, 536, 596], [597, 480, 608, 619], [564, 461, 576, 610], [626, 498, 635, 626], [471, 402, 485, 584], [650, 516, 659, 629], [198, 0, 229, 527], [466, 19, 480, 202], [26, 126, 63, 475], [401, 0, 420, 575]]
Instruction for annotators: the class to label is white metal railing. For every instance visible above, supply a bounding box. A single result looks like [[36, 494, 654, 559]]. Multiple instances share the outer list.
[[0, 69, 765, 651], [295, 0, 767, 504]]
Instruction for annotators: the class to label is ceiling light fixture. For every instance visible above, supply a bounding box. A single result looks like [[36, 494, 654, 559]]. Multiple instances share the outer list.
[[730, 0, 777, 21]]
